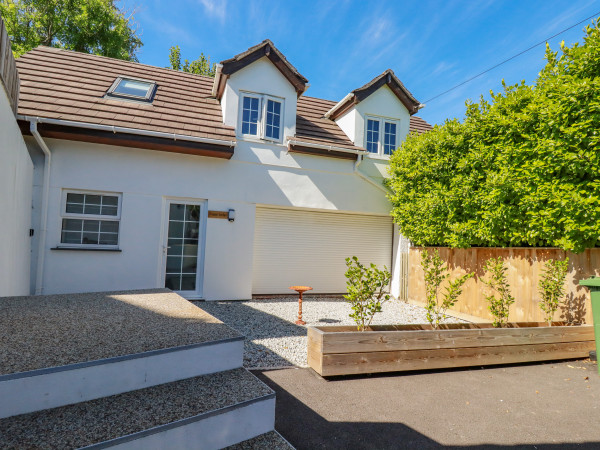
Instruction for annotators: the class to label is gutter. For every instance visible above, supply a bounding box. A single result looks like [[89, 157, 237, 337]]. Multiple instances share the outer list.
[[287, 139, 368, 156], [287, 139, 391, 194], [29, 120, 51, 295], [323, 93, 355, 119], [17, 115, 236, 148], [354, 154, 392, 194]]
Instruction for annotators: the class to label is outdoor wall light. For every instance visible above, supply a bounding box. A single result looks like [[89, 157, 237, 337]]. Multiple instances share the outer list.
[[228, 209, 235, 222]]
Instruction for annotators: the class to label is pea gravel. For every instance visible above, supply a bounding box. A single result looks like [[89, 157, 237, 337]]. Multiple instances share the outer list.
[[226, 431, 294, 449], [199, 297, 466, 369], [0, 289, 241, 375], [0, 368, 272, 449]]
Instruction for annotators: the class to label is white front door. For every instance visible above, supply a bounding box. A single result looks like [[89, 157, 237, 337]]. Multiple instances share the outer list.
[[163, 201, 205, 298]]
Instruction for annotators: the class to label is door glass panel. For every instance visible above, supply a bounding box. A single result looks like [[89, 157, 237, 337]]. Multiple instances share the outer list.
[[165, 203, 201, 292]]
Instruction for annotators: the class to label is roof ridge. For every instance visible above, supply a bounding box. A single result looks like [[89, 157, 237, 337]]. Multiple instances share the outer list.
[[298, 95, 336, 103]]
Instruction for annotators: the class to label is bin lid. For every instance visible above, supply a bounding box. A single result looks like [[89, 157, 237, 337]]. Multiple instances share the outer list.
[[579, 277, 600, 288]]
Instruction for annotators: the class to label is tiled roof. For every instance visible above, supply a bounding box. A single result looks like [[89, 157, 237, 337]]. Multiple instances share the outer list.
[[16, 46, 432, 150], [295, 96, 433, 150], [408, 115, 434, 134], [16, 46, 236, 142], [294, 96, 364, 151], [219, 39, 308, 95]]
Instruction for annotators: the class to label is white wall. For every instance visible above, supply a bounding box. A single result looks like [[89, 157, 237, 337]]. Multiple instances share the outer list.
[[354, 85, 411, 147], [222, 57, 297, 141], [0, 86, 33, 297], [27, 137, 391, 300], [24, 61, 414, 300], [335, 84, 411, 181]]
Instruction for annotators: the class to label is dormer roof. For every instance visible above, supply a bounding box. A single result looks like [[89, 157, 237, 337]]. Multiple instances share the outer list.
[[212, 39, 309, 100], [324, 69, 423, 120]]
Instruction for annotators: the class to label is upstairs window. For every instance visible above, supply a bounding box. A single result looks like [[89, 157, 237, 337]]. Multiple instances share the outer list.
[[239, 93, 283, 142], [60, 191, 121, 248], [265, 99, 281, 140], [107, 76, 156, 102], [383, 122, 397, 155], [365, 116, 399, 157], [241, 96, 260, 135], [366, 119, 380, 153]]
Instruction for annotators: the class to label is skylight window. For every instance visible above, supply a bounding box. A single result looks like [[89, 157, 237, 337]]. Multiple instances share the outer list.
[[107, 76, 156, 102]]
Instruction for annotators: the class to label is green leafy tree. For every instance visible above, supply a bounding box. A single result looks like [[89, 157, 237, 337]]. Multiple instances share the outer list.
[[168, 45, 215, 77], [344, 256, 391, 331], [482, 257, 515, 327], [0, 0, 142, 60], [421, 249, 473, 329], [388, 19, 600, 253], [538, 258, 570, 325]]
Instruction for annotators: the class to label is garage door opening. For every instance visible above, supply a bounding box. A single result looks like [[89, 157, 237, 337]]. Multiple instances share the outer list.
[[252, 207, 393, 294]]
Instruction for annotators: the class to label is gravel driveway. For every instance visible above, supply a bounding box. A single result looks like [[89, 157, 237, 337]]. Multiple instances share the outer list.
[[200, 297, 465, 369]]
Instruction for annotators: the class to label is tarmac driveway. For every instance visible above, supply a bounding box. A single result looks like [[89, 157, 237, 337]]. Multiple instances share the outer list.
[[254, 359, 600, 449]]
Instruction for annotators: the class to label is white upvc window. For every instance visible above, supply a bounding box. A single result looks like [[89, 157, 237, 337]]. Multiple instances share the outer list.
[[59, 190, 122, 248], [239, 92, 283, 142], [364, 116, 399, 157]]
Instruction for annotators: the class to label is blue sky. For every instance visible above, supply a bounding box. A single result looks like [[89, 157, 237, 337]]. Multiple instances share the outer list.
[[125, 0, 600, 126]]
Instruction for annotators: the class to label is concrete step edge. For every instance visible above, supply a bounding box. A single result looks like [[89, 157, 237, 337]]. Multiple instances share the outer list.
[[82, 393, 276, 450], [0, 336, 245, 382], [0, 338, 245, 418], [1, 368, 275, 448]]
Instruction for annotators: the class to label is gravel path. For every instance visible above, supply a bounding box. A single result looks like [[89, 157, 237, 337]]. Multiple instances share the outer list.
[[199, 297, 466, 369], [0, 289, 240, 375], [0, 368, 271, 448]]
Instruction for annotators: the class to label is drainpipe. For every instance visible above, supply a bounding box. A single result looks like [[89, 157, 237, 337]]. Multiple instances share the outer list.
[[30, 120, 51, 295], [353, 154, 392, 194]]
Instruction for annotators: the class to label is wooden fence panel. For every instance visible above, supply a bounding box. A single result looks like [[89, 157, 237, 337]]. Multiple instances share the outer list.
[[0, 15, 19, 115], [408, 247, 597, 324]]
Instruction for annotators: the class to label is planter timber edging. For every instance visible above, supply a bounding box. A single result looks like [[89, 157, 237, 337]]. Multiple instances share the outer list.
[[307, 323, 596, 377]]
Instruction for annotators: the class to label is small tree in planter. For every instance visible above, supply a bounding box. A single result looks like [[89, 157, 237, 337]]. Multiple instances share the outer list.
[[482, 257, 515, 327], [421, 249, 473, 329], [344, 256, 391, 331], [539, 258, 570, 325]]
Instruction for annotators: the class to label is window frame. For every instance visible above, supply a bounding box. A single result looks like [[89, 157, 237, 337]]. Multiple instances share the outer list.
[[107, 75, 157, 102], [363, 115, 400, 158], [238, 91, 284, 143], [240, 92, 262, 138], [58, 190, 122, 250]]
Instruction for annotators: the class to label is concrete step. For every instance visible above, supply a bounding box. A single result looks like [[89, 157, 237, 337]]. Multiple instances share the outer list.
[[0, 289, 244, 418], [225, 430, 295, 449], [0, 368, 275, 449]]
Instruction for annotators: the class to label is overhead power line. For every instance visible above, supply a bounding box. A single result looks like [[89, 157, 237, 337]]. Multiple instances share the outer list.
[[423, 11, 600, 104]]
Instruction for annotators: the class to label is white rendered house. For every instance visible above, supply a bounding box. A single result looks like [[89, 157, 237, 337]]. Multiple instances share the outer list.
[[15, 40, 431, 300]]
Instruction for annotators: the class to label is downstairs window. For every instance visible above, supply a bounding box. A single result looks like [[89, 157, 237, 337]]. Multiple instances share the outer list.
[[60, 191, 121, 248]]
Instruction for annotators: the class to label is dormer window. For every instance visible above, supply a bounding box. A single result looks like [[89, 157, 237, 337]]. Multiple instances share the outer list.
[[107, 76, 156, 102], [365, 116, 399, 157], [239, 92, 283, 142]]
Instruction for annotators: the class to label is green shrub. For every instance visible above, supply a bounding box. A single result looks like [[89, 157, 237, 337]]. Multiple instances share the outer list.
[[482, 257, 515, 327], [388, 19, 600, 253], [421, 249, 473, 329], [344, 256, 391, 331], [539, 258, 570, 325]]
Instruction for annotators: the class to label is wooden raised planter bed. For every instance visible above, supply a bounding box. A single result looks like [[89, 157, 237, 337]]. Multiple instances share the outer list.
[[307, 323, 595, 377]]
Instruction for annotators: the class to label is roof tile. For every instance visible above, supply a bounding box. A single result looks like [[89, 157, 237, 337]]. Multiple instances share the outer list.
[[16, 46, 431, 149]]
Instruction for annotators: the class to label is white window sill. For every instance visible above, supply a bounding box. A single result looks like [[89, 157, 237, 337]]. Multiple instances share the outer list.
[[238, 136, 285, 146], [51, 247, 122, 252], [365, 154, 391, 161]]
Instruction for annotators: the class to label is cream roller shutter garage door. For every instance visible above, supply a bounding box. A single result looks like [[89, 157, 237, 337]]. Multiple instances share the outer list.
[[252, 207, 393, 294]]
